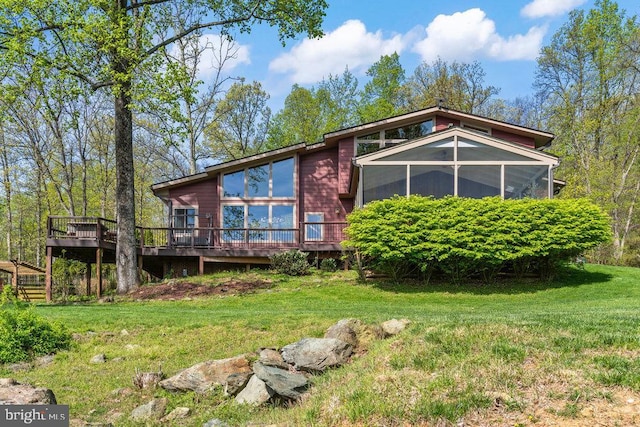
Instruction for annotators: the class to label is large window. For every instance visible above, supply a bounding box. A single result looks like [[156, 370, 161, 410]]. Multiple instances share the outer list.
[[222, 158, 294, 199], [222, 204, 294, 242], [221, 158, 295, 242]]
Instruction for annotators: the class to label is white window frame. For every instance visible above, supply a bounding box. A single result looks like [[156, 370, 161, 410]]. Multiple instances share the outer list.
[[305, 212, 324, 242]]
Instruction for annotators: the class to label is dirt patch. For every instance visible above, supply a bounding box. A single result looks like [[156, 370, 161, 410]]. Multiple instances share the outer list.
[[127, 278, 273, 300]]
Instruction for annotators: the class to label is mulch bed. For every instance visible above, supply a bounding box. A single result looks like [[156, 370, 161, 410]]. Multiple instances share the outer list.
[[127, 279, 273, 300]]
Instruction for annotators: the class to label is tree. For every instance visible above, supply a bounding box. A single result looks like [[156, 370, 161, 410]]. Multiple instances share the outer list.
[[206, 80, 271, 161], [535, 0, 639, 263], [358, 53, 408, 122], [267, 68, 360, 148], [407, 58, 499, 114], [0, 0, 328, 292], [267, 84, 323, 146], [316, 67, 359, 130]]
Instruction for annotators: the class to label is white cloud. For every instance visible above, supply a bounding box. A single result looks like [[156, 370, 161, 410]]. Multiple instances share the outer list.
[[521, 0, 587, 18], [268, 19, 407, 84], [169, 33, 251, 82], [412, 8, 545, 63]]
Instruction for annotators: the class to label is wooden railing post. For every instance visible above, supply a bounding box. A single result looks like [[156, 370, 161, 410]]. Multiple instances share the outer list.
[[45, 247, 53, 302], [139, 228, 145, 248]]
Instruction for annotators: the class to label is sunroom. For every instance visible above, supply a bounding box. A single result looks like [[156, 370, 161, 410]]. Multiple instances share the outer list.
[[354, 127, 560, 206]]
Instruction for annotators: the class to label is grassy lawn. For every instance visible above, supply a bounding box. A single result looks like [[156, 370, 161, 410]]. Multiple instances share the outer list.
[[3, 264, 640, 426]]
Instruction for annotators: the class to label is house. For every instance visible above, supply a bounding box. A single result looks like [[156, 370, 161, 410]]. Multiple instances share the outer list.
[[45, 106, 560, 298]]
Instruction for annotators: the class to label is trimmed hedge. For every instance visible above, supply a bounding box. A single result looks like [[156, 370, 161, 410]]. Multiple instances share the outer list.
[[343, 196, 611, 282]]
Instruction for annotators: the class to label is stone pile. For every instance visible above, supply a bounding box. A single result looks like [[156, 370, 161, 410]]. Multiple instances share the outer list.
[[154, 317, 410, 407], [0, 317, 411, 424]]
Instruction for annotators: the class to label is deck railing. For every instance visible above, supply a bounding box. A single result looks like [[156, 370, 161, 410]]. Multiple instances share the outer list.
[[48, 217, 347, 250], [48, 216, 117, 243]]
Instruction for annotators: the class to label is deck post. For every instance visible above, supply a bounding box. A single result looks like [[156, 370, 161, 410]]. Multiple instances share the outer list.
[[199, 256, 204, 276], [11, 260, 18, 297], [137, 252, 143, 279], [96, 248, 102, 299], [45, 247, 53, 302], [85, 263, 92, 296]]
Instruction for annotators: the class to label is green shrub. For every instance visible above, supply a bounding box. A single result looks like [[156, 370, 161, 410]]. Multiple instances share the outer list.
[[343, 196, 611, 282], [0, 305, 72, 363], [320, 258, 338, 272], [270, 250, 310, 276]]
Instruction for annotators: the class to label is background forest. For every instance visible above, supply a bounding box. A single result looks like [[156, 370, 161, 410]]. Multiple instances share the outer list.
[[0, 0, 638, 269]]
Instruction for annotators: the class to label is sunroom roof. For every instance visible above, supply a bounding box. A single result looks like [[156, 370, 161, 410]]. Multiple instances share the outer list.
[[355, 127, 559, 165]]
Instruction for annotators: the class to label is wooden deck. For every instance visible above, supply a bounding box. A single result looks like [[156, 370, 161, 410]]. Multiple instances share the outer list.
[[45, 216, 348, 300]]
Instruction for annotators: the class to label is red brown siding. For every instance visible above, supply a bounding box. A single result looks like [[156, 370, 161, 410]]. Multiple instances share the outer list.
[[491, 129, 535, 148], [168, 177, 218, 227], [338, 137, 355, 195], [300, 147, 351, 222], [435, 116, 460, 131]]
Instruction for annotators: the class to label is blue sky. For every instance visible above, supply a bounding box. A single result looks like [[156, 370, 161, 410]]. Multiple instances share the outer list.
[[194, 0, 639, 112]]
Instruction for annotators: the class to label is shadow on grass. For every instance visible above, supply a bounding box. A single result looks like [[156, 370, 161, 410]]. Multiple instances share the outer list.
[[367, 266, 615, 295]]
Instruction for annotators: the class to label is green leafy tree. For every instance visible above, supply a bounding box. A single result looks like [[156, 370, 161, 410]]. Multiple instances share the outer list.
[[267, 84, 323, 146], [206, 80, 271, 161], [535, 0, 639, 263], [0, 0, 328, 292], [407, 58, 499, 113], [358, 53, 408, 123], [268, 68, 359, 148]]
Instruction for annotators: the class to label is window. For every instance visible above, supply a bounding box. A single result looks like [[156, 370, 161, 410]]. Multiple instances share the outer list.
[[461, 123, 490, 134], [222, 204, 295, 242], [305, 213, 324, 241], [363, 165, 406, 204], [223, 170, 244, 197], [410, 166, 454, 198], [505, 165, 549, 199], [272, 158, 295, 197], [173, 208, 196, 229], [356, 120, 434, 156], [223, 158, 295, 199]]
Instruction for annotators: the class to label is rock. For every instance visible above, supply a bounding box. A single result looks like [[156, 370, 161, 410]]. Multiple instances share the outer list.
[[380, 319, 411, 336], [224, 372, 252, 396], [281, 338, 353, 372], [162, 407, 191, 421], [7, 362, 31, 372], [235, 375, 274, 405], [258, 348, 289, 369], [325, 318, 360, 348], [132, 369, 164, 389], [120, 329, 129, 336], [0, 378, 57, 404], [252, 362, 308, 400], [130, 397, 167, 421], [203, 419, 229, 427], [90, 354, 107, 364], [36, 355, 55, 366], [159, 355, 252, 393]]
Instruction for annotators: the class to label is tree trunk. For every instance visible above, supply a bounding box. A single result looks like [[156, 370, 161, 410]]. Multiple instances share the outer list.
[[114, 83, 140, 293], [0, 133, 12, 260]]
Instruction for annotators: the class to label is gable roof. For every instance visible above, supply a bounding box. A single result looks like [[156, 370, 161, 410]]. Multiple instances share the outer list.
[[324, 105, 555, 149]]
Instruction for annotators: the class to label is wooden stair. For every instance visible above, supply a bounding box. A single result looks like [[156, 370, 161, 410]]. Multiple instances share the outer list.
[[17, 285, 46, 302]]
